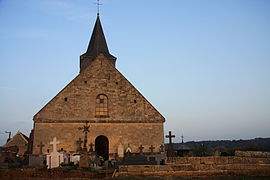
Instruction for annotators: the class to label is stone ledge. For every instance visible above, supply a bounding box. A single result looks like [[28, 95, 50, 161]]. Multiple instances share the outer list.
[[34, 119, 164, 123]]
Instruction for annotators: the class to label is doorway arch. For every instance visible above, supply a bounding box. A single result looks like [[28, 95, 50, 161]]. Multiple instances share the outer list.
[[95, 135, 109, 160]]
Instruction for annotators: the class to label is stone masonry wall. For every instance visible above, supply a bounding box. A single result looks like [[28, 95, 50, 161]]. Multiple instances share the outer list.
[[32, 122, 164, 155], [32, 55, 165, 156], [118, 156, 270, 177]]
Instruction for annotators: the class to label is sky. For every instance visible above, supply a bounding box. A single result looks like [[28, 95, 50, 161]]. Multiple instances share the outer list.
[[0, 0, 270, 145]]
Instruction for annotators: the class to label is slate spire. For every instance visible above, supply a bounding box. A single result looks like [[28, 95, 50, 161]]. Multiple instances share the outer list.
[[80, 14, 116, 72]]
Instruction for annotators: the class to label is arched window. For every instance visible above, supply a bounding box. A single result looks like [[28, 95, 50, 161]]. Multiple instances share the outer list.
[[95, 94, 109, 117]]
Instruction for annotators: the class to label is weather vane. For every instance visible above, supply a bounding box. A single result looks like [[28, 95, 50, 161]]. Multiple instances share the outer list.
[[95, 0, 103, 15]]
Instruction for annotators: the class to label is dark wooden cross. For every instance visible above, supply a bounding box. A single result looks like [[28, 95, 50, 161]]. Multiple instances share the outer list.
[[138, 145, 144, 154], [160, 144, 164, 152], [76, 138, 83, 152], [78, 121, 90, 151], [149, 145, 155, 154], [166, 131, 175, 144], [89, 142, 94, 152], [37, 141, 45, 154]]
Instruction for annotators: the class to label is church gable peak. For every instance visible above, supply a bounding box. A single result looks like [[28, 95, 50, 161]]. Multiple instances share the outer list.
[[80, 15, 116, 72]]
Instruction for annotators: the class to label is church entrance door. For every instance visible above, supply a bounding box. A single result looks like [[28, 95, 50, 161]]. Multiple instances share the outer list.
[[95, 135, 109, 160]]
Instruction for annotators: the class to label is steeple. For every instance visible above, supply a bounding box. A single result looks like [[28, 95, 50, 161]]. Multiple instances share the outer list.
[[80, 14, 116, 72]]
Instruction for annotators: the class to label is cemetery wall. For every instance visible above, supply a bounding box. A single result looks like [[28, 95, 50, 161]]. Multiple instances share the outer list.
[[118, 156, 270, 177]]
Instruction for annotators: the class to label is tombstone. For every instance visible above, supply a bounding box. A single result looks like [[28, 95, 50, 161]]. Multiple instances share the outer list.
[[138, 145, 144, 155], [46, 137, 64, 169], [125, 144, 132, 157], [28, 154, 46, 167], [149, 145, 155, 155], [126, 144, 132, 153], [88, 142, 94, 153], [76, 138, 83, 152], [79, 150, 89, 168], [70, 153, 80, 165], [117, 143, 124, 158]]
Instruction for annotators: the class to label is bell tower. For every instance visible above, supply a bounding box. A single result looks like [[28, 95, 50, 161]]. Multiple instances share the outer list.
[[80, 14, 116, 72]]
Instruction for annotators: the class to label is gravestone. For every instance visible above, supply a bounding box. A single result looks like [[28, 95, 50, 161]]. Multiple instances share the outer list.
[[117, 143, 124, 158], [149, 145, 155, 155], [46, 137, 64, 169], [28, 154, 46, 167], [126, 144, 132, 153], [70, 153, 80, 165], [76, 138, 83, 152], [138, 145, 144, 155], [79, 150, 90, 168]]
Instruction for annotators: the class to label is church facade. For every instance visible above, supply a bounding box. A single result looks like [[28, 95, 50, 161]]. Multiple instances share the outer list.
[[32, 14, 165, 160]]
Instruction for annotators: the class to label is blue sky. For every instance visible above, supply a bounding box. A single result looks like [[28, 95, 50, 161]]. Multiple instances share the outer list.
[[0, 0, 270, 145]]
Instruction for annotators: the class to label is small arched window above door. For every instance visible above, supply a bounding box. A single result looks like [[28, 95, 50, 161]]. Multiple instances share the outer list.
[[95, 94, 109, 118]]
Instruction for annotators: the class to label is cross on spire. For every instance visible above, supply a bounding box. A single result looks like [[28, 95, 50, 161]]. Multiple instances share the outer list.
[[165, 131, 175, 144], [95, 0, 103, 15]]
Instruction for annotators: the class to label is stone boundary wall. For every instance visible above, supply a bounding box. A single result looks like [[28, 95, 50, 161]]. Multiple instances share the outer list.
[[235, 150, 270, 158], [118, 156, 270, 177], [167, 156, 270, 165]]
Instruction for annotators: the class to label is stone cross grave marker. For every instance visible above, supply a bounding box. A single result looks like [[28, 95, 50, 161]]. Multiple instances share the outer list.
[[37, 141, 45, 154], [138, 145, 144, 154], [47, 137, 64, 169], [149, 145, 155, 154], [50, 137, 60, 152]]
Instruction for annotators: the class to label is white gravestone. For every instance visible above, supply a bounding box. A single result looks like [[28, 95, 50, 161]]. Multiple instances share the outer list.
[[117, 143, 124, 158], [126, 145, 132, 153], [46, 137, 64, 169], [70, 153, 80, 165]]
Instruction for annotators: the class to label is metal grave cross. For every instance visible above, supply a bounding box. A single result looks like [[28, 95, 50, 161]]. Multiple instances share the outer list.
[[165, 131, 175, 144], [50, 137, 60, 152], [37, 141, 45, 154], [78, 121, 90, 150]]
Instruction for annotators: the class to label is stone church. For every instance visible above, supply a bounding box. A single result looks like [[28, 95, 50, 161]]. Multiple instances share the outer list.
[[31, 14, 165, 160]]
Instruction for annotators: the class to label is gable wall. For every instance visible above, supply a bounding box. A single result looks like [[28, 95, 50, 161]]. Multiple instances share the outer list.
[[33, 55, 165, 156], [34, 55, 164, 123]]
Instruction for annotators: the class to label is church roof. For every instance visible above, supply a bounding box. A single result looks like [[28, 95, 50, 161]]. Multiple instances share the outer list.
[[84, 14, 115, 60]]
